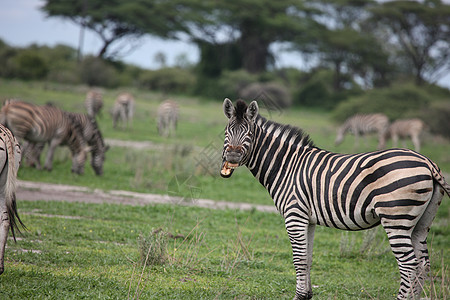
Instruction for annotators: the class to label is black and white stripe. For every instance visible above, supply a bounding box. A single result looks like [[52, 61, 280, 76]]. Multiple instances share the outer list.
[[0, 124, 25, 275], [221, 99, 449, 300], [0, 100, 89, 174], [157, 100, 178, 137], [84, 89, 103, 118], [112, 92, 135, 129], [28, 112, 108, 176], [335, 113, 389, 150]]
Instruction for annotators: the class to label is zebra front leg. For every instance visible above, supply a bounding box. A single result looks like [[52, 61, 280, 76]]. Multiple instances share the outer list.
[[284, 210, 314, 299], [43, 138, 62, 171], [0, 210, 10, 275]]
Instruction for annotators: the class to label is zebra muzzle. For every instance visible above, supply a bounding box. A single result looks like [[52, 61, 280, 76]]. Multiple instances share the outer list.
[[220, 161, 239, 178]]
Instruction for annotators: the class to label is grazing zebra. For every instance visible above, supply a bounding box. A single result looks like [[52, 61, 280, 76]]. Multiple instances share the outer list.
[[220, 99, 449, 300], [0, 124, 25, 275], [28, 113, 108, 176], [84, 89, 103, 118], [157, 100, 178, 137], [112, 92, 135, 129], [335, 113, 389, 150], [387, 118, 425, 152], [0, 100, 89, 174]]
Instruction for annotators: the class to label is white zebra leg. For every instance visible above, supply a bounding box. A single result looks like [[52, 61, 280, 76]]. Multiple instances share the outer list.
[[411, 135, 421, 153], [285, 219, 313, 300], [44, 138, 63, 171], [0, 144, 8, 275], [383, 226, 419, 299]]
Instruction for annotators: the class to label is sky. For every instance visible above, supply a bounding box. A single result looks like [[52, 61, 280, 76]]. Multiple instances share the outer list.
[[0, 0, 449, 88]]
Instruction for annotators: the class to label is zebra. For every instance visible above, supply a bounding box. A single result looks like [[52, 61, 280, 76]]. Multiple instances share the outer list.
[[220, 98, 449, 300], [27, 112, 108, 176], [84, 89, 103, 118], [0, 124, 25, 275], [335, 113, 389, 150], [387, 118, 425, 153], [112, 92, 135, 129], [157, 100, 178, 137], [0, 100, 89, 174]]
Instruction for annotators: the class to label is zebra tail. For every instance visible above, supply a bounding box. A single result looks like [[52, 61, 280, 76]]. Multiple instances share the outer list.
[[427, 158, 450, 198], [4, 135, 26, 241]]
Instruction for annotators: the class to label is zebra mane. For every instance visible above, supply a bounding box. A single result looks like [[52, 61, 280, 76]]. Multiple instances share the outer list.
[[235, 99, 249, 122], [256, 115, 315, 148]]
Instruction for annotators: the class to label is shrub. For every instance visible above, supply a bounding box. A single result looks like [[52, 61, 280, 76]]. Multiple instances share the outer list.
[[13, 50, 49, 80], [139, 67, 195, 94], [332, 84, 431, 122], [138, 229, 169, 266], [239, 81, 292, 108], [79, 56, 119, 88], [421, 101, 450, 139]]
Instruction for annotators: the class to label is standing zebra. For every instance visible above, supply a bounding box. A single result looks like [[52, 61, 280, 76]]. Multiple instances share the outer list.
[[157, 100, 178, 137], [387, 118, 425, 152], [112, 92, 135, 129], [0, 100, 89, 174], [28, 113, 108, 176], [0, 124, 25, 274], [335, 113, 389, 150], [84, 89, 103, 118], [220, 99, 449, 300]]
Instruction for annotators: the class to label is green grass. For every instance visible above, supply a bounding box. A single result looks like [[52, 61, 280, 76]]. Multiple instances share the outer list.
[[0, 79, 449, 298], [1, 200, 448, 299]]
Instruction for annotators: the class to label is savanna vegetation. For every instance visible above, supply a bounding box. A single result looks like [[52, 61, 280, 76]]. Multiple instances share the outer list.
[[0, 0, 449, 298], [0, 79, 448, 299]]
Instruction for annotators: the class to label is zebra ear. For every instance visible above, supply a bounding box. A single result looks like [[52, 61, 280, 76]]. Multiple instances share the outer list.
[[223, 98, 234, 119], [246, 101, 259, 122]]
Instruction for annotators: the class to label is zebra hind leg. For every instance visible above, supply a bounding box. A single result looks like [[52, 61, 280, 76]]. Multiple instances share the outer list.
[[411, 183, 444, 296]]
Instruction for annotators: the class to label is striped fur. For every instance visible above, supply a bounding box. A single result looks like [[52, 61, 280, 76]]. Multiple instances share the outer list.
[[336, 113, 389, 150], [387, 119, 425, 152], [221, 99, 449, 300], [157, 100, 178, 137], [84, 89, 103, 118], [0, 124, 25, 274], [112, 92, 135, 129], [28, 113, 108, 176], [0, 100, 89, 174]]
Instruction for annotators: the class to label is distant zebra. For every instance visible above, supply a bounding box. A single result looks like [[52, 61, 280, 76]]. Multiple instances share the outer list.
[[387, 118, 425, 152], [84, 89, 103, 118], [0, 124, 25, 274], [157, 100, 178, 137], [0, 100, 89, 174], [28, 113, 108, 176], [112, 92, 135, 129], [220, 99, 449, 300], [335, 113, 389, 150]]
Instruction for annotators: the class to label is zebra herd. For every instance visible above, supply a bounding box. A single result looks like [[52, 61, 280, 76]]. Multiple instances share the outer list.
[[220, 99, 449, 300], [335, 113, 426, 152], [0, 90, 180, 275]]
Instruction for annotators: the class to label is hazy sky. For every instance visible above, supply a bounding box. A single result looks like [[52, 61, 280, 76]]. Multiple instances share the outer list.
[[1, 0, 448, 88]]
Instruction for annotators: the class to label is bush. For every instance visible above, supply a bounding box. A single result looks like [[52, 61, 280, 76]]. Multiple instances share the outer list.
[[12, 51, 49, 80], [239, 81, 292, 108], [332, 84, 432, 122], [421, 101, 450, 139], [139, 67, 195, 94], [79, 56, 120, 88]]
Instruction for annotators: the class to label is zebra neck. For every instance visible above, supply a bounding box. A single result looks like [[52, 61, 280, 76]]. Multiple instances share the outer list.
[[246, 116, 314, 193]]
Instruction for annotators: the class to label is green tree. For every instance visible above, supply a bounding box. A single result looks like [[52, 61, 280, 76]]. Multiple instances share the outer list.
[[41, 0, 184, 59], [370, 0, 450, 85]]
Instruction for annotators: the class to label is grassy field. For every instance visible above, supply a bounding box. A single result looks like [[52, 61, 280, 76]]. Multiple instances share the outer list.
[[0, 79, 449, 299]]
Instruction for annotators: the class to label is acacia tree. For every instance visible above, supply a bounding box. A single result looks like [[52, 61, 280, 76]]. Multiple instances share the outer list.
[[370, 0, 450, 85], [41, 0, 184, 59]]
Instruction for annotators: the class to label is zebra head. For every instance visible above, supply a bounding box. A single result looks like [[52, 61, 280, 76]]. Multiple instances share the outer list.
[[220, 98, 258, 178]]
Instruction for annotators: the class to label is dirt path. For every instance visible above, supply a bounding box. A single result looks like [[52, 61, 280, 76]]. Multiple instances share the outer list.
[[17, 180, 277, 213]]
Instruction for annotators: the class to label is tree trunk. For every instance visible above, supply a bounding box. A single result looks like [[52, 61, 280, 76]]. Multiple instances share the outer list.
[[240, 25, 270, 73]]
